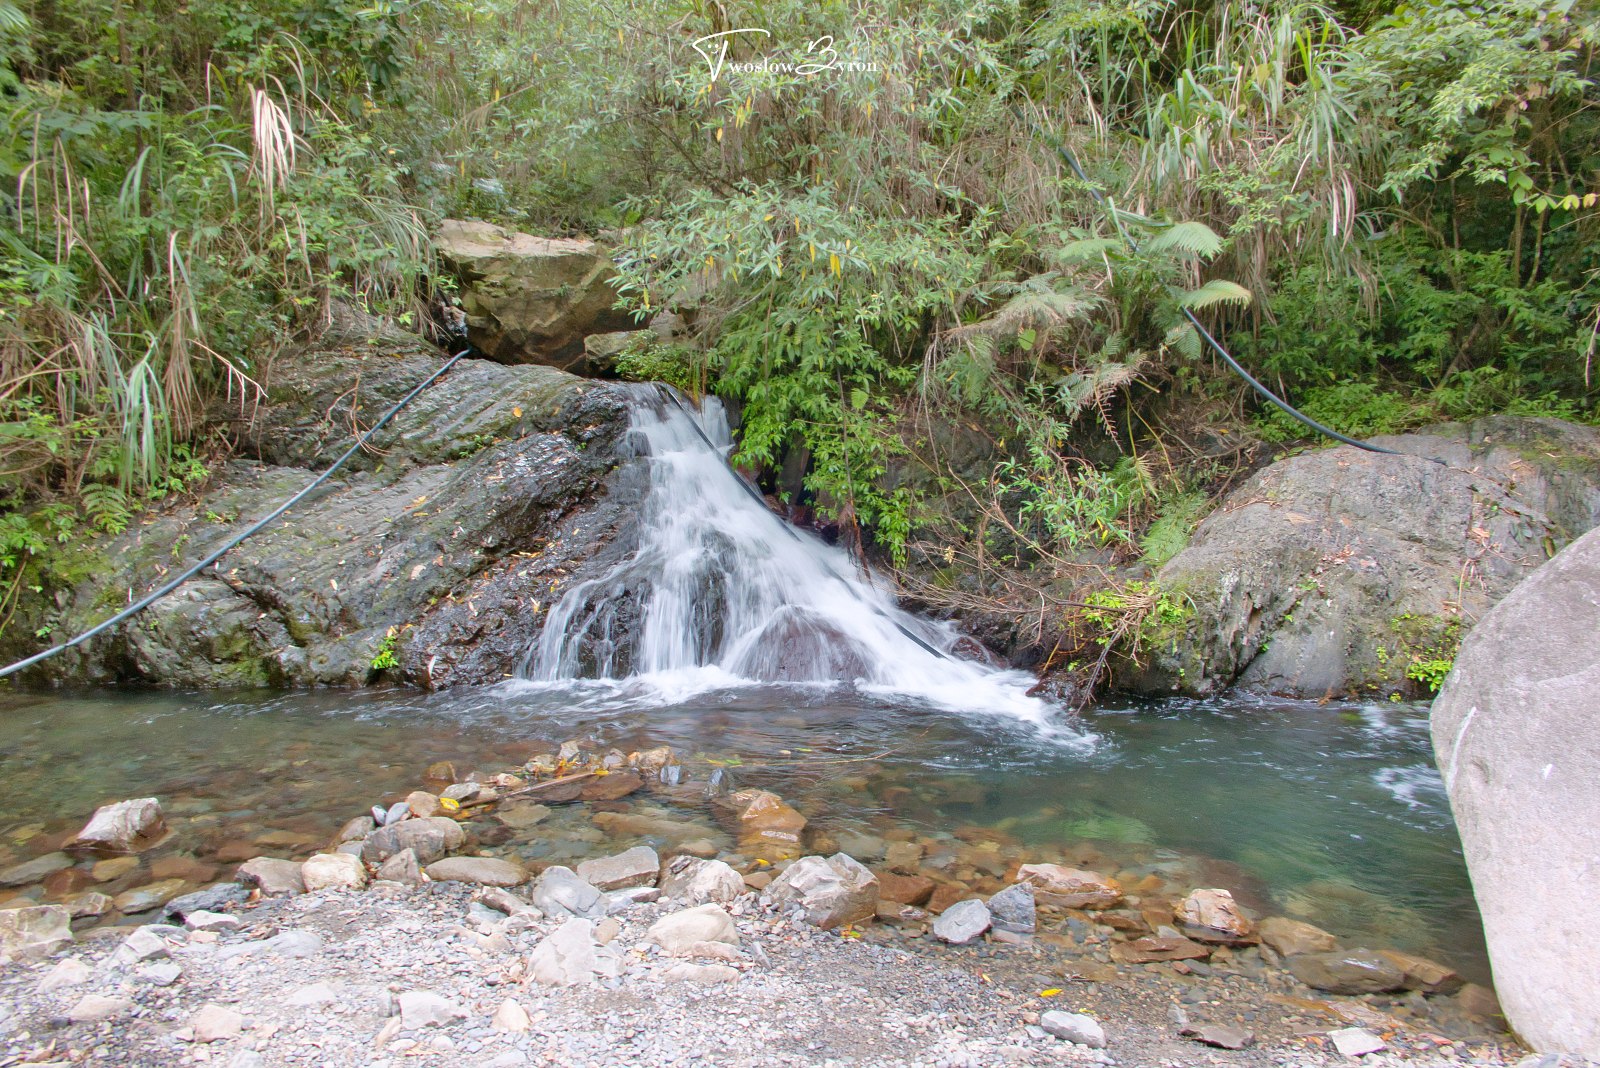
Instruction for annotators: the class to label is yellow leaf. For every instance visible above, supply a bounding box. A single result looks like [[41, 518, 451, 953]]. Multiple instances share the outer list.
[[829, 252, 841, 277], [1039, 988, 1063, 997], [438, 797, 460, 813], [512, 406, 522, 417], [715, 127, 723, 142]]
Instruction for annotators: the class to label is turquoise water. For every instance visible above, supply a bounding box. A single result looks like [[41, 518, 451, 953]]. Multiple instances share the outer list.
[[0, 686, 1483, 979]]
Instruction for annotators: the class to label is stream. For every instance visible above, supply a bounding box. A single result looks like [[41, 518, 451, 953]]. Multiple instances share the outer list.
[[0, 685, 1485, 981]]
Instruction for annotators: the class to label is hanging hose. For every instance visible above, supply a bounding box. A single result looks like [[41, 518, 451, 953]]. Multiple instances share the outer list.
[[0, 347, 473, 681]]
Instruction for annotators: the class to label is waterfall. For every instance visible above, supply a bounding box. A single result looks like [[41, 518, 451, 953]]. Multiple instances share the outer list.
[[517, 387, 1054, 723]]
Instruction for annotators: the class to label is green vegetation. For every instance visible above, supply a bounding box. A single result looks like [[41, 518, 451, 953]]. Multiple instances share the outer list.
[[369, 630, 399, 673], [1376, 612, 1466, 694], [3, 0, 1597, 667]]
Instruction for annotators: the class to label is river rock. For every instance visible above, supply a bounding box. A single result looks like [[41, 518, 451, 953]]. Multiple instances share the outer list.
[[113, 877, 188, 913], [0, 904, 72, 961], [658, 855, 743, 905], [529, 866, 606, 919], [1377, 949, 1464, 995], [987, 883, 1036, 934], [376, 848, 424, 886], [111, 925, 178, 966], [435, 219, 631, 370], [526, 917, 622, 986], [1111, 934, 1211, 964], [1040, 1011, 1107, 1048], [1260, 916, 1338, 956], [37, 957, 93, 992], [726, 789, 807, 847], [336, 816, 376, 843], [237, 857, 306, 896], [402, 790, 441, 819], [91, 856, 140, 882], [1175, 888, 1256, 943], [1128, 417, 1600, 697], [495, 802, 551, 830], [576, 846, 659, 891], [579, 769, 644, 801], [645, 904, 739, 954], [360, 817, 466, 865], [164, 882, 250, 919], [875, 870, 935, 906], [425, 856, 526, 886], [1288, 948, 1407, 994], [0, 852, 73, 887], [932, 899, 991, 944], [1016, 864, 1122, 909], [189, 1003, 245, 1042], [1180, 1023, 1254, 1050], [1328, 1027, 1387, 1058], [492, 998, 531, 1032], [764, 854, 878, 928], [398, 990, 467, 1028], [1432, 523, 1600, 1056], [183, 910, 241, 932], [302, 852, 368, 892], [69, 994, 133, 1024], [69, 798, 166, 854]]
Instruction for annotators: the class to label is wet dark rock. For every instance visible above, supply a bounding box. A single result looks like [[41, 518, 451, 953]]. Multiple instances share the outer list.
[[1128, 417, 1600, 697], [1, 305, 635, 689], [164, 882, 250, 920], [0, 852, 73, 887], [1287, 948, 1408, 994]]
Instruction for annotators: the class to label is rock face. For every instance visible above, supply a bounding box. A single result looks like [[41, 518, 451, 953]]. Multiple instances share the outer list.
[[1, 305, 635, 689], [435, 219, 633, 371], [1129, 417, 1600, 697], [1432, 523, 1600, 1056]]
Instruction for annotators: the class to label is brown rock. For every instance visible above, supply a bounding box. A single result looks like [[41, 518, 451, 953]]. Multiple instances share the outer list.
[[875, 900, 928, 926], [1455, 982, 1502, 1019], [405, 791, 443, 819], [1377, 949, 1464, 995], [1175, 888, 1257, 944], [424, 761, 457, 783], [873, 870, 935, 906], [1016, 864, 1123, 909], [1110, 935, 1212, 964], [1287, 949, 1407, 994], [90, 856, 141, 882], [1098, 909, 1152, 935], [884, 841, 924, 872], [150, 855, 219, 883], [1260, 916, 1338, 957], [926, 883, 970, 914], [728, 790, 807, 845], [579, 770, 644, 802]]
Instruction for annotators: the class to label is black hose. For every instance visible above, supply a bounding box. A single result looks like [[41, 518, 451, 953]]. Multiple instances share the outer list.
[[0, 347, 473, 681], [1048, 141, 1407, 456]]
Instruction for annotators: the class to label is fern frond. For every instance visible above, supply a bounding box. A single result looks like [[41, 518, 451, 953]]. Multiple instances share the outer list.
[[1176, 279, 1253, 309], [1144, 220, 1224, 259]]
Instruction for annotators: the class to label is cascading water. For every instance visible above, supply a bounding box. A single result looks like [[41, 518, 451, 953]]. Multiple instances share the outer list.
[[516, 387, 1059, 726]]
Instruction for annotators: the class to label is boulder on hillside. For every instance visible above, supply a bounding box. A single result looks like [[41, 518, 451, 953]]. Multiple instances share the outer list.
[[435, 219, 634, 372], [1127, 416, 1600, 698], [0, 305, 636, 689], [1432, 524, 1600, 1057]]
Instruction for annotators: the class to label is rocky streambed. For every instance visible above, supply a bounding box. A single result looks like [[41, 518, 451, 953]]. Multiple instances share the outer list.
[[0, 732, 1541, 1067]]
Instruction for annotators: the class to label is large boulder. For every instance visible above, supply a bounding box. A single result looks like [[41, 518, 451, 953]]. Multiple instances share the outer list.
[[1431, 524, 1600, 1056], [763, 854, 877, 929], [0, 306, 636, 689], [1129, 417, 1600, 697], [434, 219, 633, 371]]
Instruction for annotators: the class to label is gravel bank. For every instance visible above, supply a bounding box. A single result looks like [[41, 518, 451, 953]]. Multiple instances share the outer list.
[[0, 881, 1557, 1068]]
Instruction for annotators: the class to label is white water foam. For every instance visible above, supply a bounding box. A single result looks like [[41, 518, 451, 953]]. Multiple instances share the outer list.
[[513, 387, 1070, 734]]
